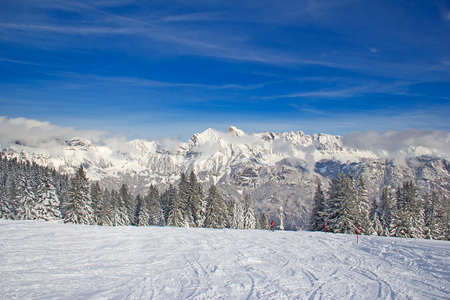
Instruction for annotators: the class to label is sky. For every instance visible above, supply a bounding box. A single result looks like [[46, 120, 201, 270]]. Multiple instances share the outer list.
[[1, 0, 449, 141]]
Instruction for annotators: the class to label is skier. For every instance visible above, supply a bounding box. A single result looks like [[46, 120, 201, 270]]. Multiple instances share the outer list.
[[270, 220, 274, 231]]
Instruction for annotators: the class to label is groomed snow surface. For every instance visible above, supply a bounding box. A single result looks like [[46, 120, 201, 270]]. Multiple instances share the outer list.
[[1, 220, 449, 299]]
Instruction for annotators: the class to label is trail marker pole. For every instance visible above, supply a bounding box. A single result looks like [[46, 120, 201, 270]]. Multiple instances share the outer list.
[[325, 221, 327, 234], [357, 225, 360, 244]]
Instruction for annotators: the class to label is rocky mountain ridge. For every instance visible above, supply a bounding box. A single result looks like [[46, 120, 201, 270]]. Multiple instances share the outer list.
[[2, 126, 449, 230]]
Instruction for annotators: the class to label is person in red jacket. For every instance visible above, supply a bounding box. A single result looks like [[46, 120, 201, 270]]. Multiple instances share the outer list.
[[270, 220, 274, 231]]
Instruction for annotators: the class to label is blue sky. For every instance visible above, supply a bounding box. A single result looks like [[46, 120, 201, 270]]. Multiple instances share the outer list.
[[1, 0, 449, 140]]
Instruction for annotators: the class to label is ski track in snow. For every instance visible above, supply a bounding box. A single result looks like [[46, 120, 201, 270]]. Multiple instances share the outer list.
[[0, 220, 449, 300]]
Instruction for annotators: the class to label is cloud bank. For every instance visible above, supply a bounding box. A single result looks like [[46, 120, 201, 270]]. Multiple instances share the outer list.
[[343, 129, 450, 158], [0, 116, 106, 148]]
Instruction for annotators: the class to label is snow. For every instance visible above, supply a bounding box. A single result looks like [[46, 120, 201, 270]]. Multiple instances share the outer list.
[[1, 220, 449, 299]]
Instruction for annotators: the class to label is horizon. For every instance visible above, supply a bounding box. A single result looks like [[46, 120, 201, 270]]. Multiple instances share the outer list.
[[1, 1, 450, 140]]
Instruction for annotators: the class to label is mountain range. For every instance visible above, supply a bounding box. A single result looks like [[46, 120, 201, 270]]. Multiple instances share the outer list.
[[2, 126, 450, 230]]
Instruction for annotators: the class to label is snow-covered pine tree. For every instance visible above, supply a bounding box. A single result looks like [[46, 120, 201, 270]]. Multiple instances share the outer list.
[[324, 173, 358, 234], [159, 187, 171, 223], [356, 177, 372, 235], [390, 181, 424, 238], [0, 174, 14, 219], [6, 179, 18, 219], [110, 188, 130, 226], [259, 213, 269, 230], [178, 173, 194, 227], [189, 171, 206, 228], [440, 194, 450, 241], [242, 193, 257, 229], [225, 198, 235, 228], [54, 172, 69, 219], [372, 211, 383, 236], [34, 169, 61, 221], [64, 165, 94, 225], [406, 181, 425, 239], [167, 184, 186, 227], [309, 181, 326, 231], [378, 186, 395, 236], [423, 192, 439, 239], [231, 201, 244, 229], [98, 188, 113, 226], [15, 172, 37, 220], [204, 184, 226, 229], [147, 184, 164, 226], [0, 193, 13, 219], [369, 198, 383, 236], [90, 181, 103, 224], [135, 194, 150, 226], [119, 184, 134, 225]]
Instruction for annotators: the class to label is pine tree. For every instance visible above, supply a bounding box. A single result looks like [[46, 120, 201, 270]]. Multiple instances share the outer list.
[[98, 188, 113, 226], [55, 172, 69, 219], [259, 213, 269, 230], [147, 184, 164, 226], [167, 185, 186, 227], [178, 173, 194, 226], [90, 182, 103, 224], [372, 211, 383, 236], [423, 192, 439, 239], [119, 184, 133, 225], [0, 193, 13, 219], [242, 193, 257, 229], [231, 201, 244, 229], [135, 194, 150, 226], [0, 177, 14, 219], [189, 171, 206, 227], [378, 186, 395, 236], [225, 198, 235, 228], [440, 194, 450, 240], [6, 179, 18, 219], [309, 181, 326, 231], [324, 173, 358, 234], [204, 184, 226, 229], [369, 198, 383, 236], [159, 187, 172, 224], [15, 172, 37, 220], [34, 170, 61, 221], [356, 177, 372, 235], [110, 189, 130, 226], [64, 165, 94, 225], [390, 181, 424, 238]]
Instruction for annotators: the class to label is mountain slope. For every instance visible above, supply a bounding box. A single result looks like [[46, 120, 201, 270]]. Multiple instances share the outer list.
[[2, 127, 449, 229]]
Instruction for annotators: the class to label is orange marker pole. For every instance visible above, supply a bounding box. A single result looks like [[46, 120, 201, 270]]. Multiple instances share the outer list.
[[357, 225, 360, 244]]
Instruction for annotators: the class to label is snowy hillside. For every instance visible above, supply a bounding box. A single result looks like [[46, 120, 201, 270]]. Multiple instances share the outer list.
[[0, 220, 449, 299], [2, 125, 450, 230]]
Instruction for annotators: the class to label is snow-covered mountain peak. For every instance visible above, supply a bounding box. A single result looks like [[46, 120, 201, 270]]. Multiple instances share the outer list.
[[65, 138, 92, 150], [226, 126, 246, 137]]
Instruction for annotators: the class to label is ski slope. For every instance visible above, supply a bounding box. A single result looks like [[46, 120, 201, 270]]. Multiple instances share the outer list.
[[0, 220, 449, 299]]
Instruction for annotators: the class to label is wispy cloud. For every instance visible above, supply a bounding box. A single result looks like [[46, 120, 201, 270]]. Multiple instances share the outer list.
[[37, 71, 272, 91], [0, 57, 45, 66]]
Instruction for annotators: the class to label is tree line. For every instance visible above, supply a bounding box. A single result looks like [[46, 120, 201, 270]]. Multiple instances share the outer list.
[[309, 173, 450, 240], [0, 155, 270, 230]]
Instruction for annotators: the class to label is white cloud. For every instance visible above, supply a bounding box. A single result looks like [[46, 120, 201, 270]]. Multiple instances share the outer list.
[[343, 129, 450, 158], [0, 116, 106, 148]]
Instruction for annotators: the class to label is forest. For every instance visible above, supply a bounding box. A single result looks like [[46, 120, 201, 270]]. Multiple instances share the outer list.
[[309, 173, 450, 240], [1, 155, 449, 240], [0, 155, 267, 230]]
